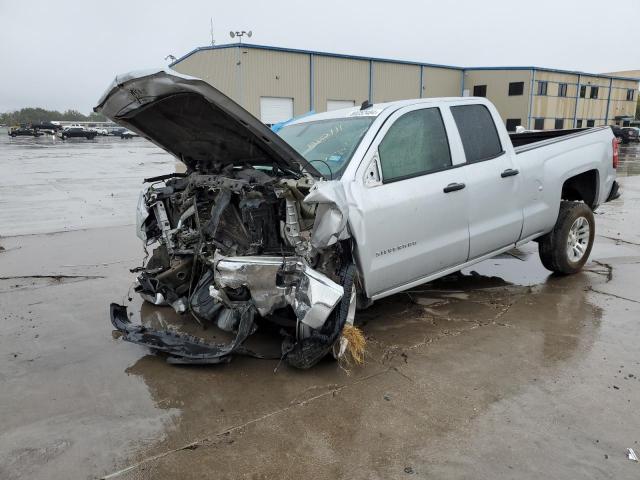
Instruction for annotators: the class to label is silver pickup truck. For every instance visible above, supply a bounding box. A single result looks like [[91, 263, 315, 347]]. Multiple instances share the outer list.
[[97, 69, 620, 368]]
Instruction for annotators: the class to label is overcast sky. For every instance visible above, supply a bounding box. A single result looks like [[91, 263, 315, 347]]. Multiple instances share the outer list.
[[0, 0, 634, 113]]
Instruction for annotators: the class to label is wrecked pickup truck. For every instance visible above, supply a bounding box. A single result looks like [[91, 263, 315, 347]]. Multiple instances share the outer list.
[[96, 69, 619, 368]]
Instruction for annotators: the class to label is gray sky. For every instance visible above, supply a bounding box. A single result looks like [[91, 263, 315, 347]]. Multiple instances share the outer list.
[[0, 0, 634, 113]]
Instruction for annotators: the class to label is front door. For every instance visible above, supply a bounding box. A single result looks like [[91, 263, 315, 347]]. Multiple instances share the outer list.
[[350, 105, 470, 297]]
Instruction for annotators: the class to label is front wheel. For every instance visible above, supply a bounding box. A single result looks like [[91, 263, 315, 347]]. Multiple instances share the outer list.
[[538, 201, 595, 274]]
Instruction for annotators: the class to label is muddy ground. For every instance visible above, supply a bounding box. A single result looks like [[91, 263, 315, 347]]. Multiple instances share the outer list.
[[1, 133, 640, 479]]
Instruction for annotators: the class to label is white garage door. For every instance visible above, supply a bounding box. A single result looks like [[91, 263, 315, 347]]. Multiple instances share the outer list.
[[260, 97, 294, 125], [327, 99, 355, 111]]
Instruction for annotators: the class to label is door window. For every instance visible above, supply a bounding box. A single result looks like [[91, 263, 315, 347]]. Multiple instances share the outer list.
[[378, 108, 452, 182], [451, 104, 503, 163]]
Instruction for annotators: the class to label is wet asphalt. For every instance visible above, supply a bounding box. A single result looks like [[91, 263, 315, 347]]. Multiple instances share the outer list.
[[1, 130, 640, 479]]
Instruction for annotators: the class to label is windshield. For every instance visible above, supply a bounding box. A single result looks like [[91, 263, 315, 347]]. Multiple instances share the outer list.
[[277, 117, 374, 178]]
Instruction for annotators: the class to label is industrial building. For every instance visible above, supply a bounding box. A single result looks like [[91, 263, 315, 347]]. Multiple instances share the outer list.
[[170, 44, 639, 130]]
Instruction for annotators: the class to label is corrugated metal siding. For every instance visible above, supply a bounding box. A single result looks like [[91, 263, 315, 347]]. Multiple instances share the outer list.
[[313, 56, 369, 112], [372, 62, 421, 103], [240, 49, 310, 117], [171, 48, 238, 102], [423, 67, 463, 97]]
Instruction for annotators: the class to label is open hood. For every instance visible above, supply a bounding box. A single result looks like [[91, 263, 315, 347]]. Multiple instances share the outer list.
[[94, 68, 322, 178]]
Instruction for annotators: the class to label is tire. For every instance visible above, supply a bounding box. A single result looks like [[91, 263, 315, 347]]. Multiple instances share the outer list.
[[285, 262, 356, 369], [61, 134, 67, 140], [538, 201, 595, 275]]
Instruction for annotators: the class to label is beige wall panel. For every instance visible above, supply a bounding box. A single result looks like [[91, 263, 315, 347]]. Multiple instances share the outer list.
[[240, 49, 310, 117], [423, 67, 463, 97], [371, 62, 421, 103], [172, 49, 238, 102], [313, 56, 369, 113], [464, 69, 532, 125]]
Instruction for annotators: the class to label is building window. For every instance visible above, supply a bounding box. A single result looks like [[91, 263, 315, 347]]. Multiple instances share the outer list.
[[580, 85, 587, 98], [576, 119, 583, 128], [473, 85, 487, 97], [554, 118, 564, 129], [627, 89, 635, 101], [586, 119, 595, 127], [590, 86, 599, 99], [534, 118, 545, 130], [508, 82, 524, 96], [450, 104, 503, 163], [378, 108, 452, 182], [558, 83, 568, 97], [505, 119, 521, 131], [537, 81, 548, 96]]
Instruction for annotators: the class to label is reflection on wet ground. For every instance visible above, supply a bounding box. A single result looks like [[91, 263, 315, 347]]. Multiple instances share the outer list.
[[617, 142, 640, 177], [0, 140, 640, 479]]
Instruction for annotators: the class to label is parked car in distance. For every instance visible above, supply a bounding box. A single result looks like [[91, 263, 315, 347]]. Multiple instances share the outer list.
[[58, 126, 97, 140], [8, 126, 42, 137], [620, 127, 639, 143], [90, 127, 109, 136], [108, 127, 127, 136], [120, 130, 138, 139], [97, 69, 620, 368]]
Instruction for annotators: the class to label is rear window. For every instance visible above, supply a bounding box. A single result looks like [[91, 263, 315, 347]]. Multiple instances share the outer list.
[[451, 104, 503, 163]]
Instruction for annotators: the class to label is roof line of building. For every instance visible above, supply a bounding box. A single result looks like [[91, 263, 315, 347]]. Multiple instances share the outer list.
[[170, 43, 464, 71], [170, 43, 640, 83]]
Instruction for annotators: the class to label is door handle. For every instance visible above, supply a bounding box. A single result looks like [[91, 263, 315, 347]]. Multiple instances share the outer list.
[[501, 168, 520, 178], [443, 182, 466, 193]]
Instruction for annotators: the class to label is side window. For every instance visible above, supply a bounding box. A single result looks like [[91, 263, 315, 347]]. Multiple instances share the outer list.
[[378, 108, 452, 183], [451, 104, 503, 163]]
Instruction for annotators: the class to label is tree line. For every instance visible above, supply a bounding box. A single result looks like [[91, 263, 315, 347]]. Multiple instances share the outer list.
[[0, 108, 107, 126]]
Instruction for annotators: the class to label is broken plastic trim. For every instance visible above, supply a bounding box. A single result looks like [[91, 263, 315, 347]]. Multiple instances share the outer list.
[[110, 303, 264, 364]]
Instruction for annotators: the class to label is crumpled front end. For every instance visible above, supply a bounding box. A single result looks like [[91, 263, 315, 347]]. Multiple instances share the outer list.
[[111, 170, 353, 368]]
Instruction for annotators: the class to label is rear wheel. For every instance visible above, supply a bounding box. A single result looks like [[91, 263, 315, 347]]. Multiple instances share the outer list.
[[61, 134, 67, 140], [538, 201, 595, 274]]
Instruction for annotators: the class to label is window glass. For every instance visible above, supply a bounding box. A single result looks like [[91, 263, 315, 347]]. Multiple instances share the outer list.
[[558, 83, 568, 97], [580, 85, 587, 98], [590, 87, 599, 99], [505, 119, 521, 132], [534, 118, 545, 130], [451, 104, 503, 163], [473, 85, 487, 97], [627, 89, 635, 101], [508, 82, 524, 96], [586, 119, 595, 127], [378, 108, 451, 182], [576, 119, 583, 128], [277, 117, 374, 178], [554, 118, 564, 129], [537, 81, 548, 96]]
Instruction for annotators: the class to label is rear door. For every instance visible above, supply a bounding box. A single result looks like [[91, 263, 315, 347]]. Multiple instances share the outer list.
[[449, 103, 524, 258], [351, 104, 470, 297]]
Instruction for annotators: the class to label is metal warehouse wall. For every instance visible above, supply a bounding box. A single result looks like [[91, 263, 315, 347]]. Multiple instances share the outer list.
[[423, 67, 463, 97], [372, 62, 421, 103], [241, 49, 311, 116], [312, 55, 370, 112], [171, 45, 637, 127], [463, 69, 532, 126], [172, 48, 238, 103]]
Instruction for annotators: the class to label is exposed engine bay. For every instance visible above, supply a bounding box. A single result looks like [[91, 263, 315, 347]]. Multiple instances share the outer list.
[[111, 167, 355, 368]]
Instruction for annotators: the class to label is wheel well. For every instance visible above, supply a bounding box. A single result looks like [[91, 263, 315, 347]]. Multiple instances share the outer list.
[[561, 170, 598, 209]]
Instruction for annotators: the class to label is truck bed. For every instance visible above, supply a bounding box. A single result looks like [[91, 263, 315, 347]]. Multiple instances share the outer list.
[[509, 127, 610, 152]]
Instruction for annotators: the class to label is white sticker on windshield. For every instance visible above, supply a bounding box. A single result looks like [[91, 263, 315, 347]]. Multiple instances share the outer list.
[[348, 109, 381, 117]]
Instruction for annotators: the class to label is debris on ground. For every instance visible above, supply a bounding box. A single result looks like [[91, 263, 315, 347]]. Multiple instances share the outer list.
[[627, 448, 638, 462]]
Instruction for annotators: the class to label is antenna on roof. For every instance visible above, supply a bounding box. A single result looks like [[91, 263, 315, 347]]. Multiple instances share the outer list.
[[360, 100, 373, 110]]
